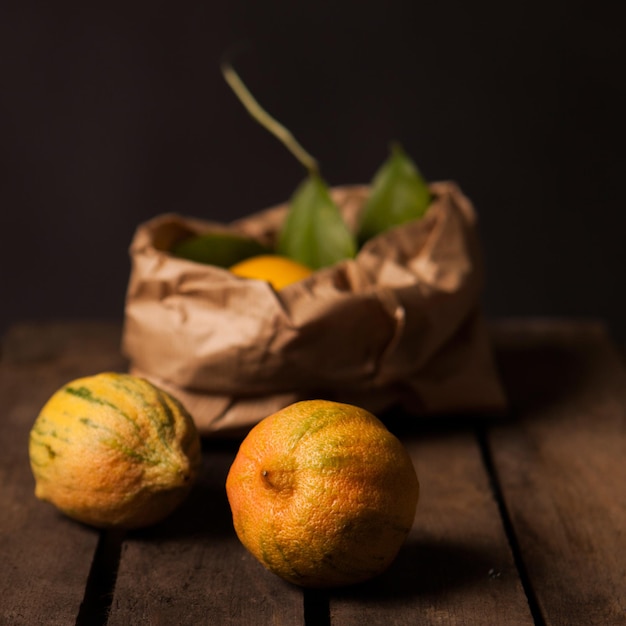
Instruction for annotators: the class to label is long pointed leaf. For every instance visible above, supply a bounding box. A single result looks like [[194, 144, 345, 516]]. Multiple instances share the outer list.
[[358, 144, 431, 245], [278, 174, 356, 270]]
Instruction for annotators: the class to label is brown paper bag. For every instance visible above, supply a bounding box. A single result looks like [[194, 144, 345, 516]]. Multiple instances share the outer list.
[[122, 182, 507, 436]]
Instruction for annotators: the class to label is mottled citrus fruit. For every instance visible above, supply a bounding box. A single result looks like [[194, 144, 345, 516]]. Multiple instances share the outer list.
[[29, 372, 201, 529], [229, 254, 313, 290], [226, 400, 419, 587]]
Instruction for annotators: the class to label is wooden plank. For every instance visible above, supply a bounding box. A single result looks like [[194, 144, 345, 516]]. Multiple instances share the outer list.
[[329, 430, 534, 625], [489, 320, 626, 625], [4, 318, 623, 624], [107, 441, 306, 625], [0, 321, 127, 625]]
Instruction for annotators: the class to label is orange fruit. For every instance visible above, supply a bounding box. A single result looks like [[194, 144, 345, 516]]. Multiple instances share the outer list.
[[225, 400, 419, 587], [229, 254, 313, 290]]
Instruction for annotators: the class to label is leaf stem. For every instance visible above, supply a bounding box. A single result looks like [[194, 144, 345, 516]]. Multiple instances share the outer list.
[[221, 61, 319, 175]]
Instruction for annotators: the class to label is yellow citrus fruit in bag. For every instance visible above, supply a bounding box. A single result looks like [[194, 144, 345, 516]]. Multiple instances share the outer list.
[[226, 400, 419, 588], [229, 254, 313, 290], [28, 372, 201, 529]]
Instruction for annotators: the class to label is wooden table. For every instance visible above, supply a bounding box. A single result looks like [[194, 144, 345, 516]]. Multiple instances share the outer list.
[[1, 320, 625, 625]]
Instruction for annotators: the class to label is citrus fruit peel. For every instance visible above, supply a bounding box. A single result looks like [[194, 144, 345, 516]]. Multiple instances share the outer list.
[[226, 399, 419, 587], [229, 254, 313, 290], [29, 372, 201, 529]]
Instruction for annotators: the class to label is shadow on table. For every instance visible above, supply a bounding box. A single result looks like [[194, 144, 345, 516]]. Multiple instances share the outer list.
[[129, 446, 237, 542], [334, 537, 500, 601]]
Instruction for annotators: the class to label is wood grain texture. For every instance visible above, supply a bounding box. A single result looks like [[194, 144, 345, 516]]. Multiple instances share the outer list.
[[3, 318, 626, 625], [328, 431, 534, 626], [490, 321, 626, 625], [0, 321, 127, 625]]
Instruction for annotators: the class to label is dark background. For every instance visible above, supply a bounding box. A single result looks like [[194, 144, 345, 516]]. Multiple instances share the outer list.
[[1, 2, 625, 344]]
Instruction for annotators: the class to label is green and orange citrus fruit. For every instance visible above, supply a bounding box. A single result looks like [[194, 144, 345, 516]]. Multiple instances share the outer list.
[[29, 372, 201, 529], [226, 399, 419, 587]]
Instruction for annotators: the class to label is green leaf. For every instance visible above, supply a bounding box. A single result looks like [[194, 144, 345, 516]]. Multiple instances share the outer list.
[[171, 232, 270, 268], [278, 174, 357, 270], [357, 143, 431, 245]]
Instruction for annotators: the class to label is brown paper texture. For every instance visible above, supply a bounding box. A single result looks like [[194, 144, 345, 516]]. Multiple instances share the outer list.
[[122, 182, 507, 436]]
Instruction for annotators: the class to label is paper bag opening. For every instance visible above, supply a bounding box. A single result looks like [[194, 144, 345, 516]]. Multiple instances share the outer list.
[[122, 182, 507, 436]]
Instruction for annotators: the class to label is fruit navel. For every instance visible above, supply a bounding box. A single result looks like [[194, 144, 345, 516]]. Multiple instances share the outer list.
[[226, 399, 419, 587]]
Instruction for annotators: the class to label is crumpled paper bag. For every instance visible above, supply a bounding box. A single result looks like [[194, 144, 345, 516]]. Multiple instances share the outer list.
[[122, 181, 507, 436]]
